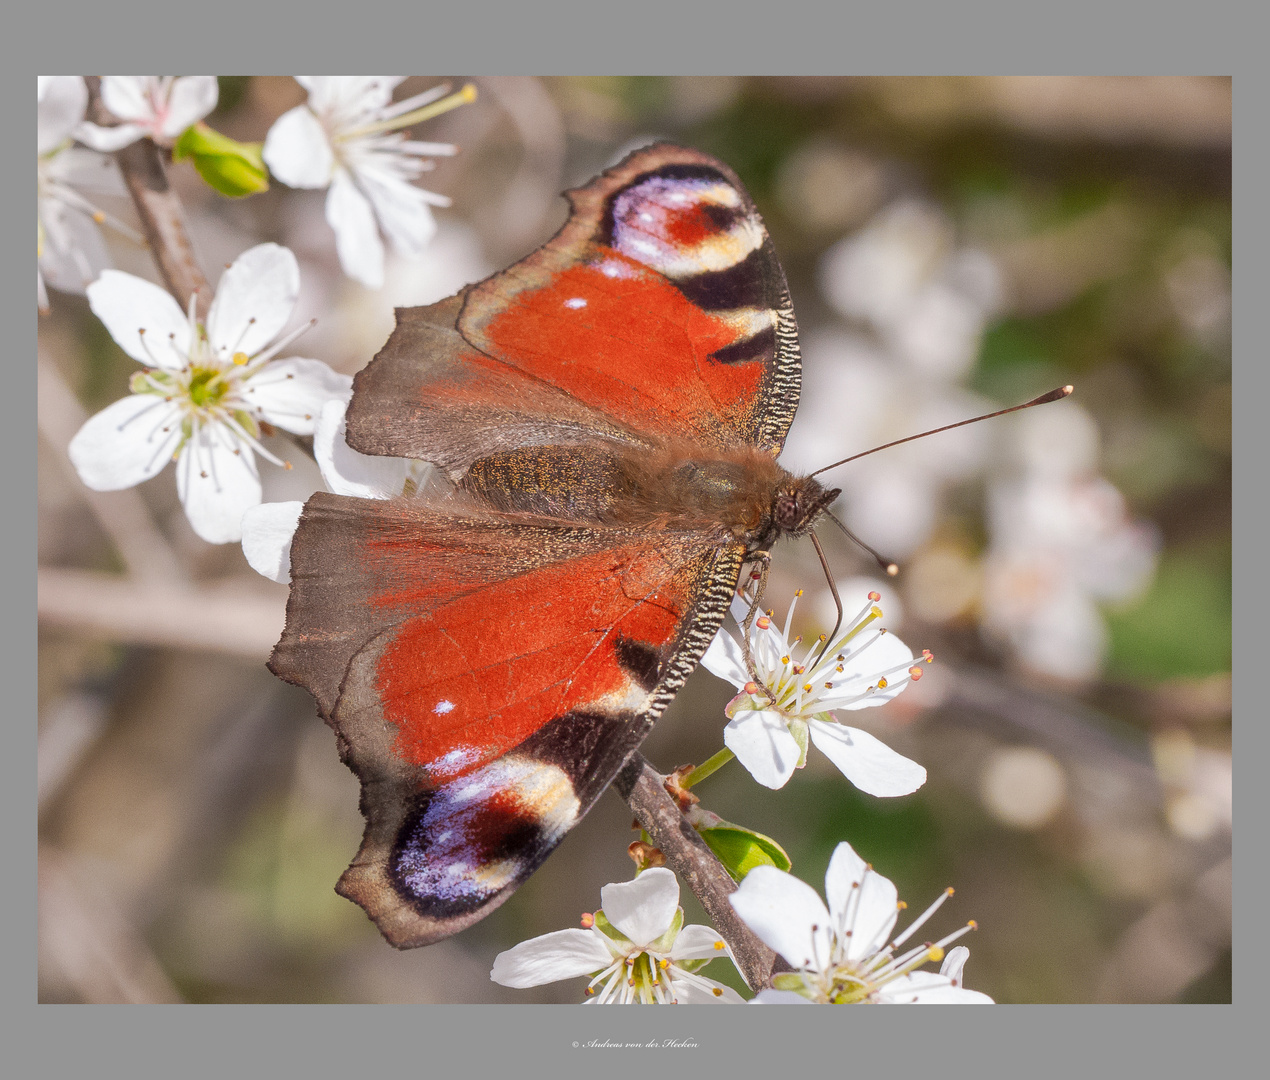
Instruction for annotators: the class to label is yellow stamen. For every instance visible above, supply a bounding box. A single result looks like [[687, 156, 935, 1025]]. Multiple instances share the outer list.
[[352, 83, 477, 138]]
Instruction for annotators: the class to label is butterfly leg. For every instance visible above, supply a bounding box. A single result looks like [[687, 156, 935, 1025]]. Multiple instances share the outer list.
[[739, 551, 779, 706]]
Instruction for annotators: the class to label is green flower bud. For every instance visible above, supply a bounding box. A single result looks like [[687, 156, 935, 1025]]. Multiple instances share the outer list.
[[173, 124, 269, 198]]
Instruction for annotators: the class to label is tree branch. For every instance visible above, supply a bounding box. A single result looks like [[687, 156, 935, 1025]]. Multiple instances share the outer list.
[[37, 567, 285, 659], [615, 752, 787, 993], [84, 77, 211, 317]]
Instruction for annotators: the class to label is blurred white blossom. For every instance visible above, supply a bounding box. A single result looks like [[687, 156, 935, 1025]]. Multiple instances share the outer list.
[[981, 404, 1159, 681], [76, 76, 219, 151], [819, 199, 1004, 380], [730, 840, 992, 1003], [782, 329, 992, 559], [263, 77, 471, 290], [37, 76, 135, 309], [68, 244, 351, 544]]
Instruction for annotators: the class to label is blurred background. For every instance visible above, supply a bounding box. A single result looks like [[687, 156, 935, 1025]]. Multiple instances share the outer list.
[[37, 76, 1231, 1004]]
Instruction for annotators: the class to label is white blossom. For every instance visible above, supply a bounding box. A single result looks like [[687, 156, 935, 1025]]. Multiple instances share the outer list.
[[76, 76, 219, 151], [240, 395, 433, 582], [731, 841, 993, 1003], [490, 868, 744, 1004], [701, 589, 928, 794], [68, 243, 351, 544], [37, 76, 135, 308], [263, 77, 471, 289]]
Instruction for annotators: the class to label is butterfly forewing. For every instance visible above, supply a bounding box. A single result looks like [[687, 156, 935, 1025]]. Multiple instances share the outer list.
[[346, 144, 801, 468]]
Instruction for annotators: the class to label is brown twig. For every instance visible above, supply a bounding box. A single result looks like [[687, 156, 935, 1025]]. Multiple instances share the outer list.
[[84, 77, 211, 317], [37, 566, 286, 658], [614, 752, 787, 993]]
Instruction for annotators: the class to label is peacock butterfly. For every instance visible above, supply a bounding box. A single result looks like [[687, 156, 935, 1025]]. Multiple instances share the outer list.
[[267, 143, 842, 948]]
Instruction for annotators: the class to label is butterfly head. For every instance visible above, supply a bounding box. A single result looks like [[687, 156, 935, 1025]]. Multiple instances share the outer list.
[[769, 476, 840, 542]]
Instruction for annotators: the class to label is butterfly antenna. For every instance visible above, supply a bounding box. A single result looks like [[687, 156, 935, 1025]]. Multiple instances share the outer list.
[[809, 385, 1074, 479], [823, 508, 900, 578]]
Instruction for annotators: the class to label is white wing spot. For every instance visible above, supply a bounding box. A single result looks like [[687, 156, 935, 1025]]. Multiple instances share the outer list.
[[564, 297, 587, 309], [433, 699, 455, 715]]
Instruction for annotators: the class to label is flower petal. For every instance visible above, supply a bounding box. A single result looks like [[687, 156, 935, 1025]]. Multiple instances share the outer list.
[[99, 76, 151, 123], [822, 840, 900, 959], [38, 200, 110, 296], [600, 867, 679, 947], [72, 121, 146, 152], [304, 75, 403, 115], [490, 928, 614, 988], [724, 710, 801, 790], [326, 170, 385, 288], [44, 146, 126, 195], [360, 172, 437, 256], [700, 628, 748, 689], [68, 395, 183, 490], [240, 501, 303, 583], [751, 989, 813, 1004], [262, 105, 334, 189], [38, 76, 88, 153], [86, 270, 191, 368], [878, 971, 993, 1003], [242, 358, 351, 436], [175, 423, 262, 543], [729, 865, 833, 971], [941, 945, 969, 983], [807, 721, 929, 797], [808, 720, 927, 797], [163, 75, 219, 138], [668, 923, 730, 962], [206, 243, 300, 359], [823, 840, 869, 923], [820, 630, 915, 710], [312, 398, 412, 497]]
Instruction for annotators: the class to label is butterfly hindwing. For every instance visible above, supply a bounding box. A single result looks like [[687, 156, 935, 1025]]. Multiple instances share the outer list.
[[271, 491, 744, 945]]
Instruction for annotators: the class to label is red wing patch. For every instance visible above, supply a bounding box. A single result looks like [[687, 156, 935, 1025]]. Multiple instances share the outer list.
[[460, 145, 801, 455], [474, 255, 764, 450], [370, 543, 682, 778]]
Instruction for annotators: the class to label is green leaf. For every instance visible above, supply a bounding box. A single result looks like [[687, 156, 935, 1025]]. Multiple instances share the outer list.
[[173, 123, 269, 198], [698, 822, 792, 882]]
